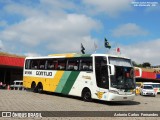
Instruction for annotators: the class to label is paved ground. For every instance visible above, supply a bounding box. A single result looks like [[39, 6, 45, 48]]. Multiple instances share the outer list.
[[0, 90, 160, 120]]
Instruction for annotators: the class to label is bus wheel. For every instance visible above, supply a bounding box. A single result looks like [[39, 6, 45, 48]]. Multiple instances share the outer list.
[[31, 82, 36, 92], [37, 83, 43, 93], [82, 88, 92, 102]]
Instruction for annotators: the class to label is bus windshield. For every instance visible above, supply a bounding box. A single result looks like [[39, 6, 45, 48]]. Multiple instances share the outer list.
[[109, 57, 135, 90], [109, 57, 132, 67]]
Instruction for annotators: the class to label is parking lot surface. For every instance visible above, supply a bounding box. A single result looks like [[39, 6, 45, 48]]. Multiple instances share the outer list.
[[0, 90, 160, 120]]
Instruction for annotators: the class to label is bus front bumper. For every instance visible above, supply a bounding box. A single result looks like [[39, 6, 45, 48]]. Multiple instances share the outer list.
[[107, 93, 135, 101]]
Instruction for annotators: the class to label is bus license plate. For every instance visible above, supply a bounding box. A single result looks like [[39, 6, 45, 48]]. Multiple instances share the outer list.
[[123, 97, 127, 99]]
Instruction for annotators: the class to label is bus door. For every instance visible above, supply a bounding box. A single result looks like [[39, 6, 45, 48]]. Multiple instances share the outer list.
[[95, 56, 109, 99]]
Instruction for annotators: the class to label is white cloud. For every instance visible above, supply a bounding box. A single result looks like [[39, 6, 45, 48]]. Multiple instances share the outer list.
[[0, 40, 4, 50], [0, 20, 7, 27], [0, 13, 100, 44], [3, 0, 76, 18], [82, 0, 132, 16], [24, 52, 41, 57], [122, 38, 160, 65], [40, 0, 76, 10], [4, 3, 36, 17], [0, 0, 101, 55], [112, 23, 148, 37], [47, 36, 98, 53], [145, 5, 160, 12]]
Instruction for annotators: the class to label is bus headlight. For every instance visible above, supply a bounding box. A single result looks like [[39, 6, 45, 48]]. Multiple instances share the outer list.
[[109, 90, 119, 94]]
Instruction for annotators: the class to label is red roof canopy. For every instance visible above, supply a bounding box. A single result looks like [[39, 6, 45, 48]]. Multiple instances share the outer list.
[[0, 55, 25, 67], [134, 67, 160, 80]]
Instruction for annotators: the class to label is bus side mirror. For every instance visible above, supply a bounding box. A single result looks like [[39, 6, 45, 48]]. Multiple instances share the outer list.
[[108, 65, 115, 75]]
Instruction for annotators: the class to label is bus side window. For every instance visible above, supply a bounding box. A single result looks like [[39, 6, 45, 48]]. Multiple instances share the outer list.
[[30, 61, 33, 69], [25, 59, 30, 69], [49, 65, 54, 69], [46, 59, 58, 70], [67, 58, 79, 71], [40, 65, 44, 69], [31, 60, 38, 69], [80, 58, 93, 71], [82, 65, 89, 70], [39, 60, 46, 70], [68, 65, 74, 70], [57, 59, 66, 70]]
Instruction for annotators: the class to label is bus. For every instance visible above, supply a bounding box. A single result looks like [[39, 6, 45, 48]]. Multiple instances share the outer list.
[[143, 82, 160, 94], [23, 53, 135, 101]]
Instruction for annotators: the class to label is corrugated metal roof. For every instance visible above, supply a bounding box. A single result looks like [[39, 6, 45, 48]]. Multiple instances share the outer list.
[[0, 52, 25, 67]]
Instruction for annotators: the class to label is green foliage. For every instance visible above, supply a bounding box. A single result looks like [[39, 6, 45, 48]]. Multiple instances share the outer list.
[[142, 62, 151, 68], [132, 61, 151, 68]]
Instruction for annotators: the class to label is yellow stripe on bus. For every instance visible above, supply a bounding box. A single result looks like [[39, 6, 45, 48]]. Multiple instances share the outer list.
[[23, 71, 64, 92], [48, 53, 75, 57], [52, 71, 64, 92]]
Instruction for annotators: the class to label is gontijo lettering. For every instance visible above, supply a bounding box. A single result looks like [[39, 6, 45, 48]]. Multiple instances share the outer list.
[[36, 71, 52, 76]]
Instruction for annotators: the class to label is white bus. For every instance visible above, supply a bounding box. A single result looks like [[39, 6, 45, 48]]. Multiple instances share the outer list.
[[143, 82, 160, 93], [23, 53, 135, 101]]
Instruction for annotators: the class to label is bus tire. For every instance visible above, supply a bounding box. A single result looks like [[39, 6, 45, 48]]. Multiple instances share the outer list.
[[82, 88, 92, 102], [31, 82, 36, 92], [37, 82, 43, 93]]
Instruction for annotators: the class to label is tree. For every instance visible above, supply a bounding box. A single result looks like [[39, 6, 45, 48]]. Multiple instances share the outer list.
[[132, 61, 151, 68], [132, 61, 142, 67], [132, 61, 137, 66], [142, 62, 151, 68]]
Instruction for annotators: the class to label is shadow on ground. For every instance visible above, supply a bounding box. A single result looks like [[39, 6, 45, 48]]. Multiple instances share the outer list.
[[26, 90, 140, 106]]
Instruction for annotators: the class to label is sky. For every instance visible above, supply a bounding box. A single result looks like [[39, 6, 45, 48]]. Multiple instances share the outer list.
[[0, 0, 160, 65]]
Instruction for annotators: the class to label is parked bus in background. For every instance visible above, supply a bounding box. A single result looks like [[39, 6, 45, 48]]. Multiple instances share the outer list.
[[23, 53, 135, 102], [143, 82, 160, 94]]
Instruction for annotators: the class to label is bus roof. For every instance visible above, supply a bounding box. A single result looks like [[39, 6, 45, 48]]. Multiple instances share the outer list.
[[25, 53, 130, 60]]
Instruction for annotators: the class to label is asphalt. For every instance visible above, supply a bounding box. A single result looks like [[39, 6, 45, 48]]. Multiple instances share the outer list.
[[0, 90, 160, 120]]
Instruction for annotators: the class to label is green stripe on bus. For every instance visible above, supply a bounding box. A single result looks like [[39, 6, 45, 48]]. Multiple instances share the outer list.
[[61, 71, 80, 94], [81, 54, 91, 57], [55, 71, 71, 93], [73, 54, 91, 57]]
